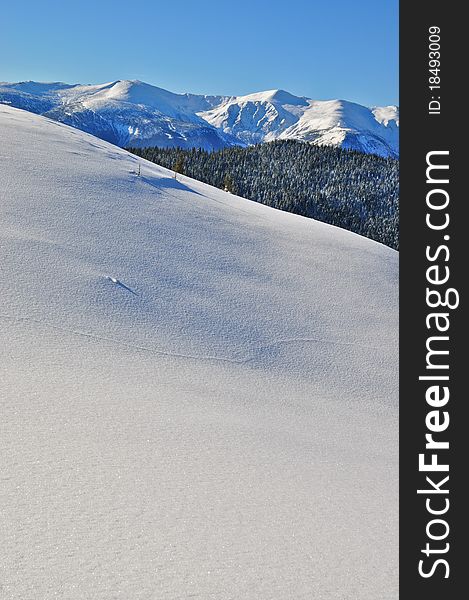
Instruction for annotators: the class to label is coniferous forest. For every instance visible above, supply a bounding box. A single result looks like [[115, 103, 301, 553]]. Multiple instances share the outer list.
[[127, 140, 399, 250]]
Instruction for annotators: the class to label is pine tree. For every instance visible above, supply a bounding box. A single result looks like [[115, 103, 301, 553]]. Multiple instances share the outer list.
[[173, 154, 185, 179], [223, 173, 236, 194]]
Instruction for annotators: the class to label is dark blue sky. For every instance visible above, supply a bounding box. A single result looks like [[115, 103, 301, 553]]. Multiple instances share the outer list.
[[2, 0, 398, 106]]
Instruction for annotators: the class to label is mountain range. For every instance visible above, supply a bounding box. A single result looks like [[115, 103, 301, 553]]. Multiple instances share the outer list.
[[0, 79, 399, 156]]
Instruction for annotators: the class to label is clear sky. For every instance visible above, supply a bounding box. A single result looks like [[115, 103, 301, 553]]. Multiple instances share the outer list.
[[2, 0, 398, 106]]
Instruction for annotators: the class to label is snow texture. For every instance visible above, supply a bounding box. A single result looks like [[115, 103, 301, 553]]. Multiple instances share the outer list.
[[0, 80, 399, 157], [0, 106, 398, 599]]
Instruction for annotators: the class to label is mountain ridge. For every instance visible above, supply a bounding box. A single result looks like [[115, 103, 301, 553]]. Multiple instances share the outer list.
[[0, 79, 399, 156]]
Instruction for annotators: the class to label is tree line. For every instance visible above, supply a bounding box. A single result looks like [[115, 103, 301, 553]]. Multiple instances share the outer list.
[[127, 140, 399, 249]]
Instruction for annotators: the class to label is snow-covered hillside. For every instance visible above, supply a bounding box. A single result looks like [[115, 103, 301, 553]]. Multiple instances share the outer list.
[[0, 106, 398, 599], [0, 80, 399, 156]]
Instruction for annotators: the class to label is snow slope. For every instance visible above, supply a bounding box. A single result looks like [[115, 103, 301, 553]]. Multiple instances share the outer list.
[[0, 106, 398, 599], [0, 80, 399, 156]]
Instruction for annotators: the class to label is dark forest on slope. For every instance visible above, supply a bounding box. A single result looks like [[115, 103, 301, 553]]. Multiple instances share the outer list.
[[127, 140, 399, 249]]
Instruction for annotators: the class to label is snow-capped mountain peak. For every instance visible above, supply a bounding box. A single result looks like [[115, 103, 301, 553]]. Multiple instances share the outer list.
[[230, 88, 310, 106]]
